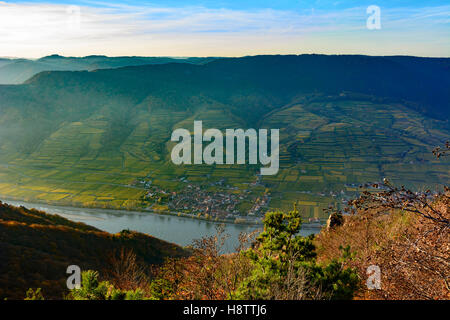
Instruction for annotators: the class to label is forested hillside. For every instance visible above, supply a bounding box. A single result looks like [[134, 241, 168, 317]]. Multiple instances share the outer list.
[[0, 201, 187, 299]]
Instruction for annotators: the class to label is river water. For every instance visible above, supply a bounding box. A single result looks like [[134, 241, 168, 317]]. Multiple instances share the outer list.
[[2, 199, 322, 252]]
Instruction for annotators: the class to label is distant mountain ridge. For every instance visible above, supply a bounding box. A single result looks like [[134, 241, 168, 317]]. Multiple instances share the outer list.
[[0, 54, 216, 85], [23, 54, 450, 120]]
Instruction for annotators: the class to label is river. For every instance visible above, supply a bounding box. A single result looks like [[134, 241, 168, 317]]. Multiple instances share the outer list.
[[2, 199, 322, 252]]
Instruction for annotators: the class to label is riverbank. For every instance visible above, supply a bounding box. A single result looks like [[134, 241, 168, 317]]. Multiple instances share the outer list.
[[0, 194, 326, 228], [1, 198, 322, 251]]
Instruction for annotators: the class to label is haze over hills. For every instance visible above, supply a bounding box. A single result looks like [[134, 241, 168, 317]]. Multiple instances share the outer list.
[[0, 54, 448, 220], [0, 55, 216, 84]]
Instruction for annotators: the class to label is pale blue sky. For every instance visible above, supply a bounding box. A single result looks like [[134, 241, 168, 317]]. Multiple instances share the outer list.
[[1, 1, 449, 57]]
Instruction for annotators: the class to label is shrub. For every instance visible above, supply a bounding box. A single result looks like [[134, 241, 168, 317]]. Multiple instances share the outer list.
[[68, 270, 146, 300], [234, 205, 359, 300]]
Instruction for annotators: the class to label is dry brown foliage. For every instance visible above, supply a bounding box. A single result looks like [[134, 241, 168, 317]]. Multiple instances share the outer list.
[[315, 184, 449, 300], [105, 247, 149, 291], [150, 225, 257, 300]]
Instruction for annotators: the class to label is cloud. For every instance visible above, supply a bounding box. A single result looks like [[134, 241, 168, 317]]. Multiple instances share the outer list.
[[0, 2, 448, 57]]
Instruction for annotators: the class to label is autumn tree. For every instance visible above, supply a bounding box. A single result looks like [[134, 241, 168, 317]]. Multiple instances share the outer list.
[[106, 248, 148, 291], [148, 225, 254, 300]]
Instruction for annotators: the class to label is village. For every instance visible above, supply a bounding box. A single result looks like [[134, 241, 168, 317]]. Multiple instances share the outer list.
[[129, 175, 365, 225], [132, 175, 271, 223]]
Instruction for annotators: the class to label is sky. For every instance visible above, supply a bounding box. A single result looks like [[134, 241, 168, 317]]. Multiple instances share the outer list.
[[0, 0, 449, 58]]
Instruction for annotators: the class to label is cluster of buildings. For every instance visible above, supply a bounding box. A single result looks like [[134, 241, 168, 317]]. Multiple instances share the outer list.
[[136, 174, 271, 220], [168, 185, 245, 219], [248, 193, 271, 216]]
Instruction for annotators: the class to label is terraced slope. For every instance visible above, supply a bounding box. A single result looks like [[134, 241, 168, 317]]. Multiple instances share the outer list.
[[0, 55, 448, 219]]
